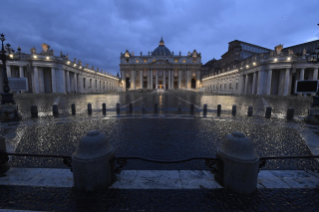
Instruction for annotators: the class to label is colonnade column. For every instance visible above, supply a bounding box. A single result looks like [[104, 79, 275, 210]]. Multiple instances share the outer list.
[[300, 68, 304, 80], [239, 75, 245, 94], [66, 70, 70, 93], [266, 69, 272, 95], [131, 70, 135, 90], [140, 70, 143, 89], [168, 70, 172, 89], [6, 65, 11, 77], [313, 68, 318, 80], [150, 70, 153, 89], [244, 74, 248, 95], [74, 73, 78, 93], [187, 70, 191, 89], [51, 68, 56, 93], [33, 66, 39, 93], [283, 68, 290, 96], [178, 71, 182, 89], [19, 66, 24, 78], [155, 71, 158, 89], [252, 72, 256, 95]]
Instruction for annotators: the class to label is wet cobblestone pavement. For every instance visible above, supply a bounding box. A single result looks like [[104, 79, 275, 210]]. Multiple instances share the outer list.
[[0, 186, 318, 212]]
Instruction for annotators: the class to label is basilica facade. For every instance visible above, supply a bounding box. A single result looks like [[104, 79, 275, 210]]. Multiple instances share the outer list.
[[119, 38, 202, 91]]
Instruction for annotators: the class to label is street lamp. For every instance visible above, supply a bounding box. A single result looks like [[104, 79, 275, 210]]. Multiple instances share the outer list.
[[0, 33, 21, 104]]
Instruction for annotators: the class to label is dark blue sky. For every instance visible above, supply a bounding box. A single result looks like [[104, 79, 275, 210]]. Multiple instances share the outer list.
[[2, 0, 319, 74]]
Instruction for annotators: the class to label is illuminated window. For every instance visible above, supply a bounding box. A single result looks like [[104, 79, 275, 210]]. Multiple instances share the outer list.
[[183, 60, 186, 63], [193, 59, 197, 63], [144, 59, 147, 63], [136, 60, 139, 63], [153, 59, 156, 62], [174, 59, 178, 63]]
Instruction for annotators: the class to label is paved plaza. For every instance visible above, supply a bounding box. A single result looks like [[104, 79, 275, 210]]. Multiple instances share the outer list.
[[1, 90, 319, 211]]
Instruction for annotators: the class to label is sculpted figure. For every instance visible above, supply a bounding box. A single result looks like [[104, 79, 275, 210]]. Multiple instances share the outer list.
[[74, 58, 76, 63], [303, 48, 307, 55], [275, 44, 284, 55], [30, 47, 36, 54], [288, 49, 294, 55], [41, 43, 50, 53], [78, 60, 82, 65], [86, 64, 89, 68], [60, 51, 63, 57], [66, 54, 69, 59]]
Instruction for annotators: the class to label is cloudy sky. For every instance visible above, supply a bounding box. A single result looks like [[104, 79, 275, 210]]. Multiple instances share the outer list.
[[2, 0, 319, 74]]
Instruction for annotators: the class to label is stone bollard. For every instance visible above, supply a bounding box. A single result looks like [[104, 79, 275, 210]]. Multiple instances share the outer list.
[[129, 103, 133, 114], [71, 104, 76, 115], [88, 103, 92, 115], [52, 104, 59, 116], [232, 105, 236, 116], [203, 104, 207, 117], [190, 104, 194, 115], [31, 105, 38, 118], [248, 106, 253, 117], [116, 103, 120, 115], [142, 103, 145, 115], [217, 104, 221, 116], [178, 103, 182, 114], [265, 107, 272, 119], [286, 107, 294, 121], [215, 132, 259, 195], [102, 103, 106, 115], [0, 136, 10, 176], [72, 130, 116, 191], [154, 103, 158, 114]]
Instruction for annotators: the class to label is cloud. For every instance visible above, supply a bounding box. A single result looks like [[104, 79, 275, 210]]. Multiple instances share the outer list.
[[1, 0, 319, 73]]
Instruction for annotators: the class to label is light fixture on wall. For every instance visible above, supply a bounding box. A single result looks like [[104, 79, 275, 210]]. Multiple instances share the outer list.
[[274, 58, 277, 62], [46, 56, 49, 60], [67, 61, 70, 64], [287, 57, 291, 61], [253, 62, 256, 65], [33, 55, 37, 59]]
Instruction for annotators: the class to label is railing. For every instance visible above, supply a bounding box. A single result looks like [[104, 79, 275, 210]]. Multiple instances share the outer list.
[[1, 152, 319, 175]]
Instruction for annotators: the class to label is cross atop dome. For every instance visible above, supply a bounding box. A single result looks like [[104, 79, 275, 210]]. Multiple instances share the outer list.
[[159, 37, 165, 46]]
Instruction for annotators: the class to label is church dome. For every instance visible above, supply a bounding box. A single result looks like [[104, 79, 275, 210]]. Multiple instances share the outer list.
[[152, 37, 172, 56]]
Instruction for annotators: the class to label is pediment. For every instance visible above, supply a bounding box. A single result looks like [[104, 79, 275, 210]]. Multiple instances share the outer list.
[[151, 59, 171, 65]]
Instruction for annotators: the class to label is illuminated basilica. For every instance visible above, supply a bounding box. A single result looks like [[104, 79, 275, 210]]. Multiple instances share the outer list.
[[119, 38, 202, 91]]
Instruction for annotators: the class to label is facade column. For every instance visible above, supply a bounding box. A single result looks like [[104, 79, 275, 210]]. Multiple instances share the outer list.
[[283, 68, 290, 96], [66, 70, 70, 93], [178, 70, 182, 89], [74, 73, 78, 93], [33, 66, 39, 93], [244, 74, 248, 94], [51, 68, 56, 93], [140, 70, 143, 89], [163, 71, 166, 89], [78, 74, 83, 93], [150, 70, 153, 89], [252, 72, 257, 95], [187, 70, 191, 89], [313, 68, 318, 80], [266, 69, 272, 95], [239, 75, 245, 94], [6, 65, 11, 77], [155, 71, 158, 89], [168, 70, 172, 89]]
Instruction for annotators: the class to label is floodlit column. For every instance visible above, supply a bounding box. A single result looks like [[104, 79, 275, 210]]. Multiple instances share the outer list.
[[178, 70, 182, 89], [252, 72, 256, 95], [155, 71, 158, 89], [266, 69, 272, 95], [187, 70, 191, 89], [131, 70, 135, 90], [244, 74, 248, 94], [51, 68, 56, 93], [6, 65, 11, 77], [168, 70, 172, 89], [313, 68, 318, 80], [283, 68, 290, 96], [140, 70, 143, 89], [66, 70, 70, 93], [239, 75, 245, 94], [33, 66, 39, 93], [74, 73, 78, 93]]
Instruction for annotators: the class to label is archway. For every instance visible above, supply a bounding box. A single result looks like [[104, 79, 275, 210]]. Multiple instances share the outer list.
[[191, 78, 196, 89], [126, 77, 131, 90]]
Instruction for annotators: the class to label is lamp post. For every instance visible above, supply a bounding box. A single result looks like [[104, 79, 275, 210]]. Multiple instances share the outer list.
[[0, 33, 21, 105]]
